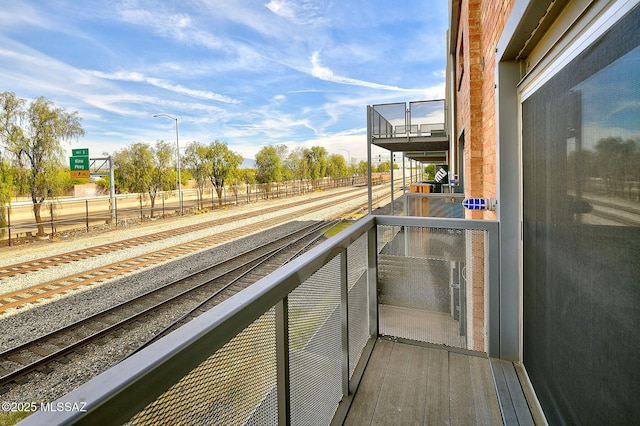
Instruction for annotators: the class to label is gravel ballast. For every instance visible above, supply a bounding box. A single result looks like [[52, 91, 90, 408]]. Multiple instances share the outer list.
[[0, 185, 376, 408]]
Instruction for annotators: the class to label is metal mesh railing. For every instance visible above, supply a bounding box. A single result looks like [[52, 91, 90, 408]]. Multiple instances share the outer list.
[[288, 255, 343, 425], [128, 309, 278, 426], [377, 224, 488, 351], [21, 216, 499, 425], [347, 233, 370, 378]]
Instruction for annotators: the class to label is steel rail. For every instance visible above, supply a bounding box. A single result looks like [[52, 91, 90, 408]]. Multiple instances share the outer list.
[[128, 220, 337, 355], [0, 221, 335, 389], [0, 189, 376, 313], [0, 186, 374, 278]]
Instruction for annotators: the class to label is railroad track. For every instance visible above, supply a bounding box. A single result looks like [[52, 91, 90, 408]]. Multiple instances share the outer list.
[[129, 218, 329, 356], [0, 187, 380, 314], [0, 221, 334, 391], [0, 187, 364, 279]]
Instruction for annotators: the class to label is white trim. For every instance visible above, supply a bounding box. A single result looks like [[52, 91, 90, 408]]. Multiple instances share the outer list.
[[520, 0, 639, 101]]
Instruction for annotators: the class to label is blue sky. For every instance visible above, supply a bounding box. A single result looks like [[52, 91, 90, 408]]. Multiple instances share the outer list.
[[0, 0, 447, 164]]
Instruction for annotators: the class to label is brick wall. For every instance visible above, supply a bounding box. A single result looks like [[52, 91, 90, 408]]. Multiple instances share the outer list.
[[480, 0, 513, 220], [456, 0, 514, 221], [453, 0, 515, 351]]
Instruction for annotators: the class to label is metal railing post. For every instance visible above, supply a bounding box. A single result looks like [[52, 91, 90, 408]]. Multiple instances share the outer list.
[[7, 205, 11, 247], [50, 202, 54, 236], [367, 224, 379, 337], [340, 250, 350, 397], [276, 298, 291, 425], [487, 221, 501, 358]]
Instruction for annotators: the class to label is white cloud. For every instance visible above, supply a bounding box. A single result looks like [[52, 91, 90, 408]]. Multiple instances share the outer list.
[[308, 51, 435, 94], [88, 70, 240, 104], [264, 0, 325, 26], [116, 3, 228, 51], [3, 1, 448, 161]]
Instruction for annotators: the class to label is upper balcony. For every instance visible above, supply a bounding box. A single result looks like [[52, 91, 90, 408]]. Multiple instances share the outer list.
[[367, 100, 460, 217], [369, 100, 449, 165]]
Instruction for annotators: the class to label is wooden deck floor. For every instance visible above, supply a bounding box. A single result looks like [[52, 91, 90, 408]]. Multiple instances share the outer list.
[[344, 338, 503, 425]]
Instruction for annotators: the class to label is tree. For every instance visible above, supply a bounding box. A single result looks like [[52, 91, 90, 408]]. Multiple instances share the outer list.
[[285, 147, 309, 193], [377, 161, 391, 173], [0, 158, 14, 237], [594, 137, 639, 199], [236, 168, 256, 198], [0, 93, 23, 230], [204, 141, 243, 207], [0, 93, 84, 236], [183, 141, 211, 210], [326, 154, 349, 179], [255, 145, 286, 198], [304, 146, 328, 189], [113, 141, 174, 218], [274, 145, 290, 182], [96, 176, 114, 194], [355, 160, 368, 176], [424, 164, 436, 180]]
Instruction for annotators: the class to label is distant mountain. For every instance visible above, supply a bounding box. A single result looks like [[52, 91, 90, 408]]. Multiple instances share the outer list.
[[241, 158, 256, 168]]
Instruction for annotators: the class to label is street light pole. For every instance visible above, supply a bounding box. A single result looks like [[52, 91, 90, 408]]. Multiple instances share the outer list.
[[153, 113, 182, 214], [339, 148, 351, 168]]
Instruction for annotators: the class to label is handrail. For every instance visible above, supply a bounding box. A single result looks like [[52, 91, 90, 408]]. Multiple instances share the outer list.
[[21, 216, 377, 425], [20, 215, 500, 425]]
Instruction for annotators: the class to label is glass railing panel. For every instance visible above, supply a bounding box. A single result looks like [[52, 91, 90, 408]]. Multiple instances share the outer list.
[[409, 100, 446, 136], [371, 102, 406, 138]]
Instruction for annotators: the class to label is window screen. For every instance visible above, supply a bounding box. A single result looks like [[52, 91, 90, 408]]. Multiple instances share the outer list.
[[522, 5, 640, 425]]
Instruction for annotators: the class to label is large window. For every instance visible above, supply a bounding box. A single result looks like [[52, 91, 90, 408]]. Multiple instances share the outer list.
[[522, 5, 639, 424]]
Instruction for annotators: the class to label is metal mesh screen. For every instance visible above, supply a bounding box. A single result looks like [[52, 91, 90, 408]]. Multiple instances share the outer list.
[[347, 233, 369, 377], [377, 225, 487, 351], [522, 6, 640, 423], [288, 255, 342, 425], [128, 309, 277, 426]]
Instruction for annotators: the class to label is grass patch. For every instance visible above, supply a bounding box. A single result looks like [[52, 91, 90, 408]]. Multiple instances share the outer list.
[[324, 221, 352, 238], [0, 410, 31, 426]]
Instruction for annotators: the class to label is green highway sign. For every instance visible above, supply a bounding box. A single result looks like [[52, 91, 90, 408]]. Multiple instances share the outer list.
[[72, 148, 89, 157], [70, 156, 89, 171], [69, 149, 90, 178]]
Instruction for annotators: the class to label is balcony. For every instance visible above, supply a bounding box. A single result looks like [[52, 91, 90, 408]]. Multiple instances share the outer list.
[[21, 214, 539, 425], [366, 100, 462, 217], [368, 100, 449, 163]]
